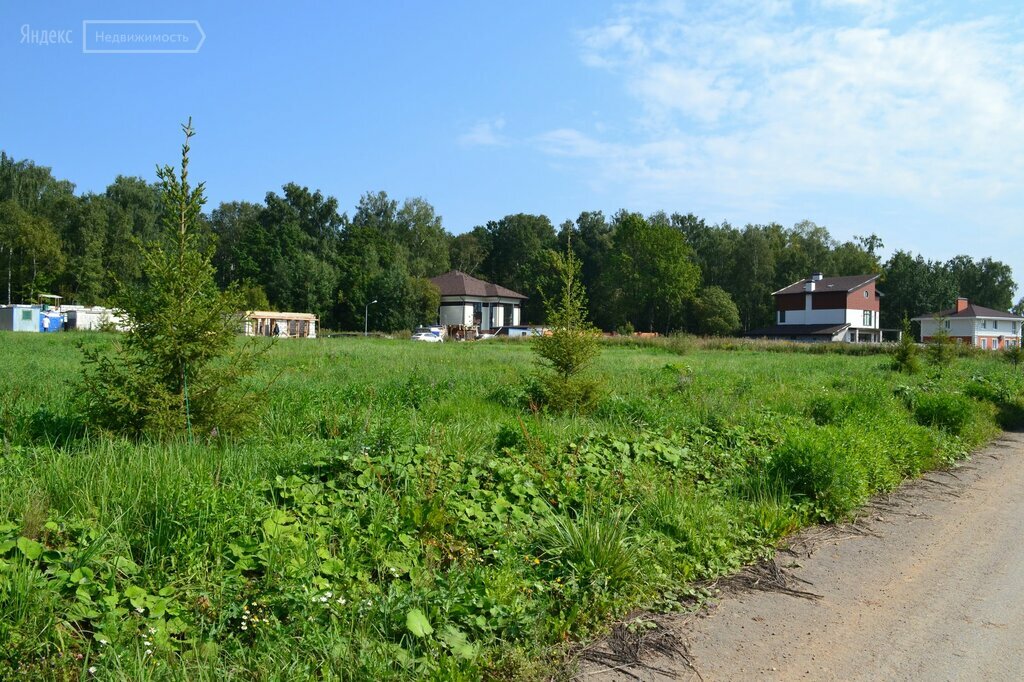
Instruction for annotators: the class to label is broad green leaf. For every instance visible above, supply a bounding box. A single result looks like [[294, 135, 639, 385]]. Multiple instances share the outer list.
[[319, 558, 345, 576], [405, 608, 433, 637], [17, 537, 43, 560], [440, 624, 478, 660]]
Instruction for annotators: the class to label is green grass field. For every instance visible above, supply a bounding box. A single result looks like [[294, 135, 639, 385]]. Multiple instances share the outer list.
[[1, 333, 1021, 680]]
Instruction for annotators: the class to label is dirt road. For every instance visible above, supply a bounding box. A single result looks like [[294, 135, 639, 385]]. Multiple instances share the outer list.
[[578, 431, 1024, 682]]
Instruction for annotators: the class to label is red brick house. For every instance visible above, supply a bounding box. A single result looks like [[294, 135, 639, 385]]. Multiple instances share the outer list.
[[913, 298, 1023, 350], [747, 273, 881, 342]]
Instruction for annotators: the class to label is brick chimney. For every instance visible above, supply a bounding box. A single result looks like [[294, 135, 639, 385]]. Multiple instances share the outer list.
[[956, 297, 969, 313]]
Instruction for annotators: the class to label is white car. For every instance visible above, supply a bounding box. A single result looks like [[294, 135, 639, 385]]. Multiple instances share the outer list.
[[411, 332, 442, 343]]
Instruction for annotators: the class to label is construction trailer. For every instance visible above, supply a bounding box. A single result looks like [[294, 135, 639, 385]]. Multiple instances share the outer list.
[[0, 305, 40, 332], [64, 306, 128, 331], [242, 311, 318, 338]]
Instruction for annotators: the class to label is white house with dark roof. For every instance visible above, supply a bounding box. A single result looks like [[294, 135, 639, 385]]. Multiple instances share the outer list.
[[747, 272, 881, 342], [429, 271, 526, 331], [913, 298, 1023, 350]]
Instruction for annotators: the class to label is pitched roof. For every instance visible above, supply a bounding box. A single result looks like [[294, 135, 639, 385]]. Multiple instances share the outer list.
[[912, 303, 1024, 321], [429, 271, 526, 300], [772, 274, 879, 296], [746, 323, 851, 337]]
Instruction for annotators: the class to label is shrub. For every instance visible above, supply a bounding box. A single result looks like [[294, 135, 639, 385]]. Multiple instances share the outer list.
[[80, 120, 264, 438], [1003, 343, 1024, 370], [768, 428, 868, 522], [532, 240, 602, 412], [890, 316, 920, 374], [913, 391, 973, 435], [925, 323, 957, 371], [692, 286, 741, 336], [539, 506, 635, 593]]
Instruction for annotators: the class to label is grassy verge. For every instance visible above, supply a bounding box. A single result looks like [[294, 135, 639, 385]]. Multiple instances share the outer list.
[[1, 333, 1021, 680]]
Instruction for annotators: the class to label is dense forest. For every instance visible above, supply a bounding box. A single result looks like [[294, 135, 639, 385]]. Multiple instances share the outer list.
[[2, 151, 1021, 334]]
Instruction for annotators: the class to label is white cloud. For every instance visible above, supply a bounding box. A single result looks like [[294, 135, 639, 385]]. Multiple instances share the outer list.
[[540, 2, 1024, 218], [458, 117, 507, 147]]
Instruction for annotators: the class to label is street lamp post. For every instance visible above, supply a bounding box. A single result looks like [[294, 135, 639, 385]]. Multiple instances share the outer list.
[[364, 299, 378, 337]]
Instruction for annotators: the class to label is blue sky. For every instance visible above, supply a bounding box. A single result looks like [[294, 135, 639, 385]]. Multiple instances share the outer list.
[[2, 1, 1023, 296]]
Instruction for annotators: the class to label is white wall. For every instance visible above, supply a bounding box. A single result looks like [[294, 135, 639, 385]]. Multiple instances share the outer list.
[[918, 317, 1023, 343], [845, 308, 879, 329], [439, 297, 522, 328]]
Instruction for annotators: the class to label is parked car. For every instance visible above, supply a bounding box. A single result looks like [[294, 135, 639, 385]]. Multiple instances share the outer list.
[[411, 332, 442, 343]]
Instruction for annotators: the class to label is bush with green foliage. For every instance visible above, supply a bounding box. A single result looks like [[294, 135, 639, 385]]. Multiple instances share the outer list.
[[1003, 343, 1023, 370], [767, 427, 869, 522], [925, 321, 957, 371], [532, 242, 602, 412], [692, 285, 741, 336], [80, 120, 263, 438], [538, 506, 635, 594], [913, 391, 974, 435], [891, 316, 921, 373]]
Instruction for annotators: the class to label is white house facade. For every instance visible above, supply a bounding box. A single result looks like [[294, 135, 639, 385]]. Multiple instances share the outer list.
[[913, 299, 1022, 350], [748, 273, 881, 342], [429, 271, 525, 332]]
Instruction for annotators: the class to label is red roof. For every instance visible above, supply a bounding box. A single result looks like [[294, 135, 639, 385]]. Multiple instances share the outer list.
[[912, 303, 1024, 321], [429, 271, 526, 300]]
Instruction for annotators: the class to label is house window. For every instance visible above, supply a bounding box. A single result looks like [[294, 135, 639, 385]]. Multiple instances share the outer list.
[[944, 320, 950, 329], [863, 290, 869, 299], [504, 303, 513, 325], [779, 310, 786, 324], [21, 310, 32, 321], [993, 320, 999, 330], [472, 303, 482, 326], [980, 338, 987, 349], [982, 320, 987, 329], [863, 310, 871, 327]]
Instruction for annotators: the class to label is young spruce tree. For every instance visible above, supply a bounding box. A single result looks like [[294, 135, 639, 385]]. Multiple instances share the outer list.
[[82, 119, 262, 438], [532, 237, 602, 412], [925, 317, 957, 373], [890, 316, 920, 374]]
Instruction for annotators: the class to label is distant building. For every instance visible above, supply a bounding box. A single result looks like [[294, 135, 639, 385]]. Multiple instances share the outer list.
[[913, 298, 1023, 350], [747, 272, 881, 343], [0, 305, 41, 332], [243, 311, 318, 338], [429, 271, 525, 332], [0, 304, 65, 333], [64, 306, 127, 331]]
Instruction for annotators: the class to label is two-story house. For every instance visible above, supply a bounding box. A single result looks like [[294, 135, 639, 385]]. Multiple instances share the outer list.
[[913, 298, 1023, 350], [747, 273, 881, 342]]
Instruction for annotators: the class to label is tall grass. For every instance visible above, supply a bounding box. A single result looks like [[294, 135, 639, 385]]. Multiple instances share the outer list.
[[0, 332, 1020, 679]]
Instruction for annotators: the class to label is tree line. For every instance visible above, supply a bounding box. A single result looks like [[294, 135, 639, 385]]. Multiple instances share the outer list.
[[2, 150, 1021, 334]]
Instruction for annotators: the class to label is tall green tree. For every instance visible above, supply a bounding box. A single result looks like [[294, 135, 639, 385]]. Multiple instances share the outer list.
[[63, 194, 109, 304], [605, 212, 701, 333], [480, 213, 557, 322], [81, 120, 261, 437], [449, 228, 488, 275]]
